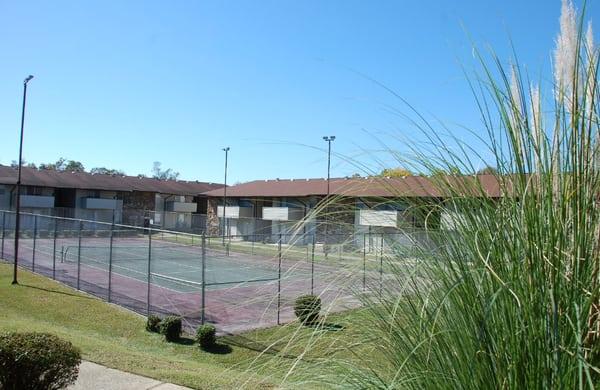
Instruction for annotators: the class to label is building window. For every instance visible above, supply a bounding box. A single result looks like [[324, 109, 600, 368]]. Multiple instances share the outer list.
[[25, 186, 46, 196]]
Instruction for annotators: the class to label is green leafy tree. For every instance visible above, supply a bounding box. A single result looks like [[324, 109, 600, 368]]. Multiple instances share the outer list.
[[476, 166, 498, 175], [10, 159, 36, 169], [63, 160, 85, 172], [90, 167, 125, 175], [379, 167, 413, 177], [429, 166, 461, 177], [152, 161, 179, 180], [38, 158, 84, 172]]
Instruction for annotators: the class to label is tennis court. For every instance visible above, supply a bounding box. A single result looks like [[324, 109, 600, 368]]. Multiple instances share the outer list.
[[0, 211, 398, 333], [59, 240, 290, 293]]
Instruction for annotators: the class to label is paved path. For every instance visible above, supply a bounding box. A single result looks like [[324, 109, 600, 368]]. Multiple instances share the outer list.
[[68, 361, 192, 390]]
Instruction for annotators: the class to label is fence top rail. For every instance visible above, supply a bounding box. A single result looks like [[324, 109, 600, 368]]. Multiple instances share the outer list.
[[1, 209, 436, 241], [0, 209, 207, 239]]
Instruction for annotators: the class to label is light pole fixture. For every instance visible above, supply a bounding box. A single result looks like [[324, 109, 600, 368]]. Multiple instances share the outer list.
[[322, 136, 335, 256], [13, 75, 34, 285], [222, 147, 230, 245]]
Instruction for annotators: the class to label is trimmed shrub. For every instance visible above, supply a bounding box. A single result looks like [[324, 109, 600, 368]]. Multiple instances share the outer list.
[[159, 316, 182, 342], [195, 324, 216, 349], [146, 315, 161, 333], [294, 295, 321, 325], [0, 332, 81, 390]]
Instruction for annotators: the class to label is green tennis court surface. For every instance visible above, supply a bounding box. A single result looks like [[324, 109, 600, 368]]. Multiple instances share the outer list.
[[61, 243, 284, 292]]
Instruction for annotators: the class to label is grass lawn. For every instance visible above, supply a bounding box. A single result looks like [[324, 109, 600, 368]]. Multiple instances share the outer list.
[[0, 262, 369, 389]]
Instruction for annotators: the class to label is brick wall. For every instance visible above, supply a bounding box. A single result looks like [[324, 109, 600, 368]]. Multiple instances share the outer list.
[[122, 191, 155, 226], [206, 198, 220, 235]]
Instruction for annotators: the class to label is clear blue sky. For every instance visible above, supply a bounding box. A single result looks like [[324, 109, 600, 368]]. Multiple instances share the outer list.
[[0, 1, 596, 183]]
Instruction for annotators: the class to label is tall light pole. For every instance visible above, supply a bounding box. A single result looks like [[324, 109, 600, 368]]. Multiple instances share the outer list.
[[222, 147, 230, 245], [13, 75, 34, 285], [322, 136, 335, 257]]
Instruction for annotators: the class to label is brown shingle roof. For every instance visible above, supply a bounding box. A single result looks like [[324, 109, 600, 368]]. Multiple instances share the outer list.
[[202, 175, 502, 198], [0, 165, 223, 196]]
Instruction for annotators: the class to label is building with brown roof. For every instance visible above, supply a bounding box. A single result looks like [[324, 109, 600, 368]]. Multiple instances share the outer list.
[[201, 175, 501, 244], [0, 165, 223, 231]]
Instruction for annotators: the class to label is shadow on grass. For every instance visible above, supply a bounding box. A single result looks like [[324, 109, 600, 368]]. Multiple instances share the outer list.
[[165, 336, 233, 354], [221, 318, 346, 357], [173, 336, 195, 346], [18, 283, 98, 300], [200, 343, 233, 355], [310, 322, 345, 332], [222, 335, 298, 359]]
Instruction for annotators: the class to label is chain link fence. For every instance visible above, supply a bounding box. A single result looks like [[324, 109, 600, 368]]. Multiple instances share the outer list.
[[0, 210, 438, 333]]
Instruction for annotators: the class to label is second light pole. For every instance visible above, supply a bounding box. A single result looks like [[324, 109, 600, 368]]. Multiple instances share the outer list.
[[322, 135, 335, 257], [13, 75, 34, 285], [222, 147, 230, 245]]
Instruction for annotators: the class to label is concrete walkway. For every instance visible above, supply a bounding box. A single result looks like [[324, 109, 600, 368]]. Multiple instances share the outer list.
[[68, 361, 192, 390]]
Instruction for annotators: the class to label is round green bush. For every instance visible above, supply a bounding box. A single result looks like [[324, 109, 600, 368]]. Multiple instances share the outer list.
[[146, 315, 161, 333], [159, 315, 182, 342], [195, 324, 216, 349], [0, 332, 81, 390], [294, 294, 322, 325]]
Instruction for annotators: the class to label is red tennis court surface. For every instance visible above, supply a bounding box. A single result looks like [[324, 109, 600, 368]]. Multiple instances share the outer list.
[[2, 236, 371, 334]]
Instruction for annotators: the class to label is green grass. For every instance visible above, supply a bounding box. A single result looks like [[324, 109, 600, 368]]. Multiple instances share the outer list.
[[0, 262, 372, 389]]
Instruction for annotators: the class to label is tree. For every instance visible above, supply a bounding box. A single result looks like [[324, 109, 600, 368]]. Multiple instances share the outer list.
[[63, 160, 85, 172], [476, 166, 498, 175], [429, 166, 461, 177], [151, 161, 179, 180], [38, 158, 85, 172], [90, 167, 125, 175], [39, 157, 66, 170], [379, 167, 413, 177], [10, 159, 36, 169]]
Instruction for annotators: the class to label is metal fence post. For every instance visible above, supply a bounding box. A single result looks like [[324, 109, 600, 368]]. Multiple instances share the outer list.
[[228, 233, 232, 256], [379, 233, 384, 297], [76, 220, 82, 290], [277, 233, 282, 325], [32, 214, 37, 272], [201, 234, 206, 325], [52, 218, 57, 280], [1, 211, 5, 259], [306, 236, 309, 262], [363, 233, 367, 291], [311, 234, 315, 295], [146, 230, 152, 317], [107, 217, 114, 302]]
